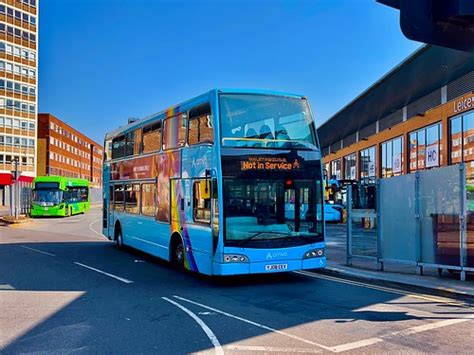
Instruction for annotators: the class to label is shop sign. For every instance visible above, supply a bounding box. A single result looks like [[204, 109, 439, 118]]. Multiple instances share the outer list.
[[393, 153, 402, 173], [350, 166, 356, 180], [426, 144, 439, 168], [454, 95, 473, 114], [368, 161, 376, 177]]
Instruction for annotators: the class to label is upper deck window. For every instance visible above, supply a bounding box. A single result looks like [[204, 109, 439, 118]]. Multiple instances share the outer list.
[[143, 121, 161, 153], [220, 94, 317, 150], [163, 113, 186, 150], [188, 104, 213, 145], [112, 135, 126, 159]]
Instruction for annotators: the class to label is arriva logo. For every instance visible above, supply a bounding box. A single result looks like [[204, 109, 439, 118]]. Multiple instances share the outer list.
[[266, 251, 288, 260]]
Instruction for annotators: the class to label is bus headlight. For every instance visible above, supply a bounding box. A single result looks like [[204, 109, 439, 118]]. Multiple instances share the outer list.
[[59, 204, 65, 209], [224, 254, 249, 263], [304, 248, 324, 259]]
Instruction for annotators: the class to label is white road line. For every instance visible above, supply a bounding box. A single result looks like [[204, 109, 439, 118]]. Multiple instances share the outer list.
[[88, 219, 105, 237], [330, 317, 473, 353], [74, 262, 134, 284], [173, 295, 332, 351], [225, 345, 322, 353], [20, 245, 56, 257], [294, 270, 467, 306], [162, 297, 223, 355]]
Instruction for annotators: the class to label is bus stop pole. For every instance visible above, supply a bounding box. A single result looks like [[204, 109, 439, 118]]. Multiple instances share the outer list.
[[346, 184, 352, 266]]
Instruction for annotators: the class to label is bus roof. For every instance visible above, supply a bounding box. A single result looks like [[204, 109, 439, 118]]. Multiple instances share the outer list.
[[33, 176, 90, 188], [104, 88, 305, 141]]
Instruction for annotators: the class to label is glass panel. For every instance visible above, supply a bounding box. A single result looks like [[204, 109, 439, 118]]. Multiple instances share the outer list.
[[419, 165, 461, 266], [331, 159, 341, 180], [125, 184, 140, 214], [141, 183, 156, 216], [113, 185, 124, 211], [143, 122, 161, 153], [463, 112, 474, 164], [193, 180, 211, 223], [220, 94, 317, 150], [343, 154, 356, 180], [409, 132, 417, 172], [379, 174, 417, 261], [393, 137, 403, 175], [223, 179, 323, 246], [451, 116, 462, 164], [417, 130, 426, 170], [189, 104, 213, 145], [112, 136, 125, 160], [163, 114, 186, 150], [426, 124, 440, 168]]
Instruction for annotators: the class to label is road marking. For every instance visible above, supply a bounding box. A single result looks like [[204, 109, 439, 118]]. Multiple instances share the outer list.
[[173, 295, 332, 351], [88, 219, 104, 237], [74, 262, 134, 284], [20, 245, 56, 257], [162, 297, 223, 355], [225, 345, 322, 353], [330, 317, 473, 353], [294, 270, 468, 307]]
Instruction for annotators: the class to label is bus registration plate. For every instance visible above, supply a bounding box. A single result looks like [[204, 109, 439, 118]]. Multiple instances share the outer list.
[[265, 263, 288, 271]]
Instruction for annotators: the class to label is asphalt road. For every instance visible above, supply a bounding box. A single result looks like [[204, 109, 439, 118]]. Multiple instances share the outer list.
[[1, 207, 473, 354]]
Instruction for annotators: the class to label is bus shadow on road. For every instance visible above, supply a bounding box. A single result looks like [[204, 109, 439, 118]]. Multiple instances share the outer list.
[[0, 240, 471, 354]]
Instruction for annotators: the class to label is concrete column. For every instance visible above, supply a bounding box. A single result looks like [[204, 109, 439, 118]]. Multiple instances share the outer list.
[[403, 106, 408, 122]]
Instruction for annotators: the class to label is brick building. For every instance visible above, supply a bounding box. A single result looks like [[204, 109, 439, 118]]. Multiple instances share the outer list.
[[0, 0, 38, 205], [318, 45, 474, 186], [37, 113, 103, 189]]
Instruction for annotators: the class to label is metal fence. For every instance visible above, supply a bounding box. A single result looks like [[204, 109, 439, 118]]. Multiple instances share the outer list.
[[4, 181, 32, 216], [347, 164, 473, 281]]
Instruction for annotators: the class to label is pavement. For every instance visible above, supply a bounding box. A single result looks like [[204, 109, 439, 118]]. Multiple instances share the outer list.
[[0, 209, 473, 354], [324, 224, 474, 298]]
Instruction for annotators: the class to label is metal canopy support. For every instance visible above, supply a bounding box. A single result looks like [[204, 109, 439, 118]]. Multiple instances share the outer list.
[[346, 185, 352, 266]]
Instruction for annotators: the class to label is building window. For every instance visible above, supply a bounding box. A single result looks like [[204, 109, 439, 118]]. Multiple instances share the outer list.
[[360, 146, 376, 182], [188, 104, 213, 145], [450, 110, 474, 183], [141, 183, 156, 216], [381, 136, 403, 178], [343, 153, 357, 180], [409, 122, 442, 172], [330, 159, 341, 180]]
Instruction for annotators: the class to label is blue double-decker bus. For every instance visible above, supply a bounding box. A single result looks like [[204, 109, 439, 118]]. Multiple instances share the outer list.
[[102, 89, 325, 275]]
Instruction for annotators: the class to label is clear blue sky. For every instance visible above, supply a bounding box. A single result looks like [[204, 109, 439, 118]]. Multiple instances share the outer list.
[[39, 0, 420, 144]]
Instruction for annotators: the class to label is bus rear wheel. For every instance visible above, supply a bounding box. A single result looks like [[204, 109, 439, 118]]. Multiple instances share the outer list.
[[172, 238, 185, 269], [115, 227, 124, 249]]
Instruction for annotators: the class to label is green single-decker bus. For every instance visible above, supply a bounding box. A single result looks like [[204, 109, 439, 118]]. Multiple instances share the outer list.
[[31, 176, 90, 217]]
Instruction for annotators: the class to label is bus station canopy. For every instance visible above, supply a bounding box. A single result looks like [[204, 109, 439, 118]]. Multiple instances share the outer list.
[[317, 45, 474, 150]]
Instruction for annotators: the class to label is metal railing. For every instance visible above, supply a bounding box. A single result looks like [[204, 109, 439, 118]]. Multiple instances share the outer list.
[[346, 164, 473, 281]]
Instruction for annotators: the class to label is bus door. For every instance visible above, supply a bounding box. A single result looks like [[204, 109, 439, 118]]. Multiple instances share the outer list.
[[284, 180, 315, 232]]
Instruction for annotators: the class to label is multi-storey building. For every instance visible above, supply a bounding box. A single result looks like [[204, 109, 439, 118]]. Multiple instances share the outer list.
[[37, 113, 103, 190], [0, 0, 38, 205]]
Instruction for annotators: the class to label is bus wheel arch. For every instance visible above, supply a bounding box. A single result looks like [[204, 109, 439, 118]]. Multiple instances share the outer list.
[[114, 221, 123, 248], [170, 232, 185, 268]]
